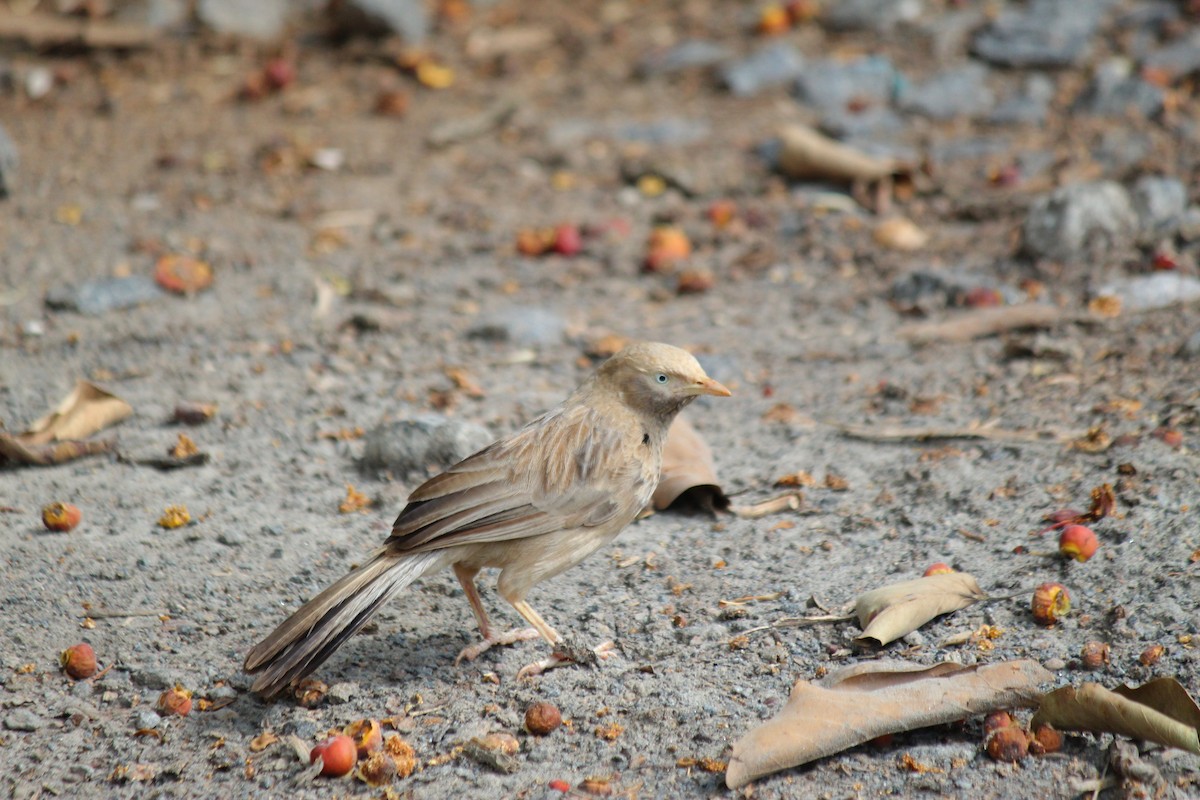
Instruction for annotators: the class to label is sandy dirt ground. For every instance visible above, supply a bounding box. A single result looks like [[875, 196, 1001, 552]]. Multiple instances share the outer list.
[[1, 1, 1198, 798]]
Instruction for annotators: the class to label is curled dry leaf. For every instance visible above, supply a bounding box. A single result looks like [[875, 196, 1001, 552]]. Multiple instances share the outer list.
[[725, 659, 1052, 789], [652, 416, 729, 513], [873, 218, 929, 251], [1031, 678, 1200, 755], [23, 380, 133, 445], [776, 124, 900, 184], [855, 572, 987, 647]]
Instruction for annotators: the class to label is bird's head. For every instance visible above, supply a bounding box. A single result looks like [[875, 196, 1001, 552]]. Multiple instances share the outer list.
[[597, 341, 731, 422]]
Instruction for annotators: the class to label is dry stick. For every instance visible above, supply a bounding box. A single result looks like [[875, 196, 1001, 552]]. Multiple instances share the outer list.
[[898, 303, 1069, 345], [831, 420, 1061, 444], [730, 492, 802, 519], [81, 608, 164, 619]]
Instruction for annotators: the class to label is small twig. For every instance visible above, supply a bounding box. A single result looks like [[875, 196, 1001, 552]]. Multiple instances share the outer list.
[[719, 592, 784, 607], [743, 613, 854, 636], [731, 492, 802, 519], [81, 608, 164, 619], [958, 528, 987, 543], [898, 303, 1071, 344], [831, 421, 1057, 444]]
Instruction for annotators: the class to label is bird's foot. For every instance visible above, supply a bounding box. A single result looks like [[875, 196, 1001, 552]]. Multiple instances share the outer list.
[[455, 627, 541, 665], [516, 640, 615, 680]]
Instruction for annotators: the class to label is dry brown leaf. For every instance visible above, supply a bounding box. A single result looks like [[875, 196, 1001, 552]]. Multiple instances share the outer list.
[[726, 659, 1052, 789], [855, 572, 987, 647], [1031, 678, 1200, 755], [0, 434, 117, 466], [652, 416, 729, 513], [23, 380, 132, 445], [777, 124, 900, 183]]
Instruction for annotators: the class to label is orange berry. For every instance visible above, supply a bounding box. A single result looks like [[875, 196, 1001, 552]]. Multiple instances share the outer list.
[[923, 562, 954, 576], [343, 718, 383, 758], [1029, 723, 1062, 755], [758, 4, 791, 35], [156, 686, 193, 716], [643, 226, 691, 273], [1058, 524, 1099, 562], [525, 702, 562, 736], [60, 643, 96, 679], [310, 734, 357, 777], [1031, 583, 1070, 626], [42, 502, 82, 532], [985, 726, 1029, 762]]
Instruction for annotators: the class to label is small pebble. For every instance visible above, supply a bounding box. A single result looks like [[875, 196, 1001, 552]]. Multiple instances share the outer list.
[[4, 709, 44, 732]]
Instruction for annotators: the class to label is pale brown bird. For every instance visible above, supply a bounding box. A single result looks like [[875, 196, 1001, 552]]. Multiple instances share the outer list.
[[244, 342, 730, 697]]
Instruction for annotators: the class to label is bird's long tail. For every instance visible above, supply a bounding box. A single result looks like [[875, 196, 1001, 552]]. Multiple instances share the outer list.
[[244, 550, 443, 697]]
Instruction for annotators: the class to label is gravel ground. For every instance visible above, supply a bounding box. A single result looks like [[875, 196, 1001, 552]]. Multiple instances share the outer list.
[[1, 1, 1198, 798]]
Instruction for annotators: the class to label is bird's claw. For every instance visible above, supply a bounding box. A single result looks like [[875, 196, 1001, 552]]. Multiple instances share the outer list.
[[516, 640, 615, 679], [455, 627, 541, 665]]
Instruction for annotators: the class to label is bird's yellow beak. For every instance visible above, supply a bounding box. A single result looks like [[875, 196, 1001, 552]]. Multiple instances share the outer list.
[[691, 377, 732, 397]]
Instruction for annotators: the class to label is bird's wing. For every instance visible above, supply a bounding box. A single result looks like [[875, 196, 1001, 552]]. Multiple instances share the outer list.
[[381, 402, 636, 554]]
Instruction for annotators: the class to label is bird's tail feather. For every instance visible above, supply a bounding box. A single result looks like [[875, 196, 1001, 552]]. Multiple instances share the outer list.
[[244, 550, 442, 697]]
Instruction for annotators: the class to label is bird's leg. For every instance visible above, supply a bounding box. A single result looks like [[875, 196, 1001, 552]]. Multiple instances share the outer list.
[[507, 598, 615, 679], [453, 564, 539, 664]]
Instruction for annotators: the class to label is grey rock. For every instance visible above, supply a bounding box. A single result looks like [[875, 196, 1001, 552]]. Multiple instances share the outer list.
[[1096, 273, 1200, 312], [329, 0, 428, 43], [361, 414, 492, 475], [1178, 329, 1200, 358], [132, 708, 162, 730], [638, 40, 731, 78], [4, 709, 44, 731], [0, 121, 17, 198], [468, 306, 566, 347], [612, 118, 709, 146], [1178, 207, 1200, 242], [972, 0, 1115, 69], [822, 0, 922, 32], [1142, 30, 1200, 82], [795, 56, 901, 114], [1076, 59, 1163, 118], [327, 681, 357, 704], [208, 684, 238, 701], [1131, 175, 1187, 236], [197, 0, 288, 40], [720, 42, 805, 98], [820, 107, 905, 139], [1022, 181, 1137, 262], [130, 666, 179, 690], [115, 0, 188, 29], [989, 74, 1055, 125], [1095, 129, 1152, 171], [900, 62, 994, 119], [217, 529, 247, 547], [45, 276, 166, 316]]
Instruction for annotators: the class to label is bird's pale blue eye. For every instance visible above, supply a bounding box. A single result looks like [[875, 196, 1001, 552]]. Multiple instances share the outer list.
[[655, 373, 669, 384]]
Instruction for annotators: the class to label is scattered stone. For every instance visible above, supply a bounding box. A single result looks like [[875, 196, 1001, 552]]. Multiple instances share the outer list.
[[1096, 273, 1200, 312], [217, 529, 247, 547], [208, 685, 238, 702], [900, 62, 994, 119], [821, 0, 923, 32], [1131, 175, 1187, 237], [327, 682, 357, 705], [197, 0, 288, 40], [1141, 30, 1200, 84], [638, 40, 731, 78], [1022, 181, 1137, 262], [328, 0, 428, 43], [821, 107, 905, 139], [972, 0, 1114, 69], [24, 66, 52, 100], [1178, 329, 1200, 358], [1178, 207, 1200, 242], [720, 42, 805, 98], [795, 56, 901, 115], [989, 75, 1055, 125], [130, 666, 179, 691], [115, 0, 188, 30], [4, 709, 43, 732], [133, 708, 162, 730], [468, 306, 567, 347], [45, 276, 167, 316], [612, 118, 710, 146], [0, 121, 16, 198], [361, 414, 492, 475], [1075, 59, 1164, 118]]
